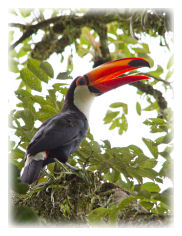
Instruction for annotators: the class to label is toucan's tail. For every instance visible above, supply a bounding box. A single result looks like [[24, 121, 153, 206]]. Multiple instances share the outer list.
[[20, 160, 43, 184]]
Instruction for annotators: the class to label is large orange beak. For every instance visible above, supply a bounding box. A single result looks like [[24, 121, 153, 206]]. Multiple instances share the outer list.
[[85, 57, 150, 95]]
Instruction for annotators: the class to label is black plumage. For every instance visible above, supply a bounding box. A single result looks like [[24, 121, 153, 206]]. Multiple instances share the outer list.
[[21, 78, 88, 184], [27, 110, 88, 158]]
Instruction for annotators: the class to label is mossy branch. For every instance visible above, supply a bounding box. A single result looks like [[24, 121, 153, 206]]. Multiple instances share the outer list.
[[9, 9, 172, 55]]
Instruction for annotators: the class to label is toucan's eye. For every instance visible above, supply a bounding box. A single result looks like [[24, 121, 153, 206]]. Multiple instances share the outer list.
[[77, 77, 86, 86]]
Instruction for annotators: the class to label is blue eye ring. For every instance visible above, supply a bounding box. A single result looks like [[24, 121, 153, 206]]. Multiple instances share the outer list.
[[78, 77, 85, 85]]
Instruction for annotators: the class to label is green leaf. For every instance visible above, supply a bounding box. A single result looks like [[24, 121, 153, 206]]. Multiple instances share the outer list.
[[20, 68, 42, 92], [159, 159, 172, 179], [27, 58, 49, 83], [105, 169, 120, 183], [32, 95, 51, 106], [39, 105, 58, 116], [159, 188, 172, 205], [124, 35, 138, 44], [15, 90, 33, 110], [120, 114, 128, 132], [159, 145, 173, 159], [109, 102, 128, 114], [128, 145, 143, 155], [52, 83, 68, 93], [67, 55, 73, 72], [40, 61, 54, 78], [144, 102, 158, 111], [145, 118, 167, 126], [136, 168, 158, 180], [9, 31, 14, 44], [14, 109, 34, 129], [139, 201, 154, 211], [142, 43, 150, 53], [149, 65, 163, 77], [76, 45, 90, 57], [109, 117, 119, 130], [107, 205, 119, 223], [110, 102, 128, 114], [139, 189, 151, 198], [109, 102, 127, 113], [167, 55, 174, 69], [88, 207, 108, 223], [10, 164, 29, 194], [141, 182, 160, 193], [19, 8, 32, 18], [110, 102, 122, 108], [17, 47, 29, 58], [166, 70, 173, 80], [11, 147, 25, 158], [109, 22, 118, 35], [104, 110, 119, 124], [15, 89, 32, 100], [143, 118, 168, 133], [150, 127, 165, 133], [133, 47, 149, 54], [136, 102, 141, 115], [118, 196, 136, 211], [102, 140, 111, 149], [139, 158, 157, 169], [56, 72, 72, 80], [12, 206, 38, 223], [122, 103, 128, 114], [155, 133, 173, 145], [9, 140, 16, 150], [142, 138, 158, 158], [126, 167, 143, 183], [9, 59, 19, 73]]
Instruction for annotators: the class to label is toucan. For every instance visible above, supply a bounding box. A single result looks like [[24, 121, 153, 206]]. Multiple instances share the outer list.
[[20, 57, 150, 184]]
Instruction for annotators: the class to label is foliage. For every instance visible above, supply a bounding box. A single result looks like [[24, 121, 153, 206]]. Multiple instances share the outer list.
[[9, 8, 173, 225]]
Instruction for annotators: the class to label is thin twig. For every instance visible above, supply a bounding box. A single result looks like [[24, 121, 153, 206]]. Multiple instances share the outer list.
[[9, 23, 27, 30], [130, 15, 139, 40], [13, 139, 22, 150], [138, 72, 172, 88], [83, 150, 93, 169]]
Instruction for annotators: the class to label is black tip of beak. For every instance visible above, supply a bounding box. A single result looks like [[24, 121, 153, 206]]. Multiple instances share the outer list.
[[129, 59, 150, 68]]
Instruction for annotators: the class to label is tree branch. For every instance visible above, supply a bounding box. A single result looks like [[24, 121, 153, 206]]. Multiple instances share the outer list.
[[138, 72, 172, 88], [9, 15, 67, 51], [92, 23, 112, 67], [9, 26, 36, 50], [130, 13, 139, 40], [9, 9, 172, 54]]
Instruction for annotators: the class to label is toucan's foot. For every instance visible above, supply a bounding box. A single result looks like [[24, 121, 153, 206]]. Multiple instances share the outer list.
[[65, 162, 79, 171], [32, 178, 54, 189]]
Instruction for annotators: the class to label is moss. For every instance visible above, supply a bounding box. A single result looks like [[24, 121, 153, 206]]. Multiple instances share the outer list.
[[12, 172, 98, 224], [11, 171, 171, 226], [118, 205, 171, 226]]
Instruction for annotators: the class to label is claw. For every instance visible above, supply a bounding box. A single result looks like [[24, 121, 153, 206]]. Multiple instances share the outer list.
[[65, 162, 79, 171], [32, 178, 53, 189]]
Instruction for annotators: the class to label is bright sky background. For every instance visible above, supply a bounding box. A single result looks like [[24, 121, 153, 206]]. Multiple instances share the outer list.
[[2, 0, 182, 234]]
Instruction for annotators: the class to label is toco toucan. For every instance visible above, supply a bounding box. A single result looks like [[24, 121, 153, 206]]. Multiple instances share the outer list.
[[20, 57, 150, 184]]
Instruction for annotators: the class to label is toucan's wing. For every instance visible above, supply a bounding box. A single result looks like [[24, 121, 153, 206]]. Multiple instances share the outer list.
[[27, 111, 88, 155]]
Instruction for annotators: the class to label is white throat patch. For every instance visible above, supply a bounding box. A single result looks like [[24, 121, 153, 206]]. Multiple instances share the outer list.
[[73, 86, 95, 121]]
